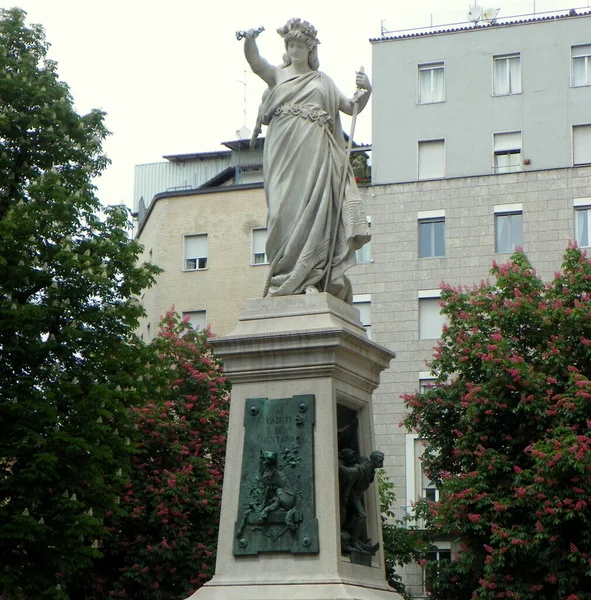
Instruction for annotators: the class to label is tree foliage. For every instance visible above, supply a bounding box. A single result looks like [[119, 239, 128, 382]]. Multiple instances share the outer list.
[[404, 248, 591, 600], [379, 470, 433, 600], [0, 9, 159, 598], [84, 311, 231, 600]]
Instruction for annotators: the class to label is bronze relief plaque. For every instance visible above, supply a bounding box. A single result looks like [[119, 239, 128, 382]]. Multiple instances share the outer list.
[[233, 394, 318, 555]]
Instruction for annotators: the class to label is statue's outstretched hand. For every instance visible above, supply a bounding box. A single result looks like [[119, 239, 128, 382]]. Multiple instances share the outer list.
[[355, 70, 372, 92], [236, 26, 265, 41]]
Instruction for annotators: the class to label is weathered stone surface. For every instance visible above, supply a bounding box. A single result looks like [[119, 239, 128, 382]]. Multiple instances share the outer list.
[[242, 19, 371, 301], [187, 294, 400, 600]]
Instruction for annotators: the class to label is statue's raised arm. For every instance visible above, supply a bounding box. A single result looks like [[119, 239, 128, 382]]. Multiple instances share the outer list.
[[242, 28, 276, 87], [244, 18, 371, 304]]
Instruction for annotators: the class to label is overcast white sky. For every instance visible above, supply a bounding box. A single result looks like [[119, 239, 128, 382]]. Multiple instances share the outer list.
[[10, 0, 590, 209]]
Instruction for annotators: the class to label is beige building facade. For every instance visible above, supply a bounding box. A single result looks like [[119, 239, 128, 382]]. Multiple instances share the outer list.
[[137, 183, 269, 339]]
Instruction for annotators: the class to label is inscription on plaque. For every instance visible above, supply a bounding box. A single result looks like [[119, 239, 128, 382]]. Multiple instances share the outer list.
[[233, 394, 318, 555]]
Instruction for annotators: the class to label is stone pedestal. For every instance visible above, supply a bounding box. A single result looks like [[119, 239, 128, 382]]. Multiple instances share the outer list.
[[187, 294, 400, 600]]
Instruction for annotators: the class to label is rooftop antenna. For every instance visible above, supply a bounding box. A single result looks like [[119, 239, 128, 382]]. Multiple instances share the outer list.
[[380, 19, 387, 36], [236, 70, 252, 140], [482, 7, 500, 24], [467, 5, 482, 24]]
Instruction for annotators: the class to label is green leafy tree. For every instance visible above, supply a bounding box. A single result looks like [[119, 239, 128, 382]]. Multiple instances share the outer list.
[[0, 8, 159, 598], [85, 311, 230, 599], [378, 470, 433, 600], [404, 248, 591, 600]]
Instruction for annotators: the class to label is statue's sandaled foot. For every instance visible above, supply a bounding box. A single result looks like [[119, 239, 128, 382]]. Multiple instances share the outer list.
[[304, 285, 319, 294], [354, 539, 380, 555], [352, 540, 371, 554]]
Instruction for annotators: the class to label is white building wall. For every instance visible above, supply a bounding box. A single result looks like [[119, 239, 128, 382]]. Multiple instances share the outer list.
[[372, 13, 591, 184]]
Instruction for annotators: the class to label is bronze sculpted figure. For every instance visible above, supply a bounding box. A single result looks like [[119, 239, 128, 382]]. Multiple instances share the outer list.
[[234, 396, 318, 555], [258, 450, 296, 519], [237, 450, 300, 538], [242, 18, 371, 303], [339, 448, 384, 555]]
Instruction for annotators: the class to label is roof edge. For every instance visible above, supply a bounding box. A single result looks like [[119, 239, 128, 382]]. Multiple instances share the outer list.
[[372, 8, 591, 42], [136, 182, 264, 238]]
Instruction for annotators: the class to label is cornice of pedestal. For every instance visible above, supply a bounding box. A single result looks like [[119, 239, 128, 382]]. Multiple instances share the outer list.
[[210, 294, 395, 392]]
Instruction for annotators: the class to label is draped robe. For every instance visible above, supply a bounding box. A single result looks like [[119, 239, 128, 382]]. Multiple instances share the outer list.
[[258, 71, 370, 303]]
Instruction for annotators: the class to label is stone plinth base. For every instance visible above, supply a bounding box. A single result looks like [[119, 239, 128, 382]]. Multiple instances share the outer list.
[[192, 579, 398, 599], [187, 294, 400, 600]]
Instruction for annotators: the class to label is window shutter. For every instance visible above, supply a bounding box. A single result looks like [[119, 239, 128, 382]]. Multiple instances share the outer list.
[[419, 297, 445, 339], [355, 301, 371, 327], [494, 132, 521, 152], [574, 125, 591, 165], [572, 44, 591, 58], [184, 311, 207, 331], [418, 140, 445, 179], [185, 234, 207, 258], [575, 209, 591, 247], [252, 229, 267, 255]]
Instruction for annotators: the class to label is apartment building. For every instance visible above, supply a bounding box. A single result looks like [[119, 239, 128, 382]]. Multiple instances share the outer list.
[[135, 139, 268, 338], [363, 7, 591, 594], [372, 8, 591, 182]]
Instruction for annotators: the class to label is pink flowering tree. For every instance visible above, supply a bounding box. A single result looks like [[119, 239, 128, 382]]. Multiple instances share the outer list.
[[404, 248, 591, 600], [86, 310, 231, 599]]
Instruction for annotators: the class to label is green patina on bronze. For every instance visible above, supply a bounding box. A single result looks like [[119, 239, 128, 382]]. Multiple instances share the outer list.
[[233, 394, 319, 555]]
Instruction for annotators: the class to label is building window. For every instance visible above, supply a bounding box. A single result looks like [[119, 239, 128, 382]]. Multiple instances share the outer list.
[[574, 200, 591, 247], [418, 140, 445, 180], [355, 216, 372, 264], [493, 53, 521, 95], [418, 290, 445, 340], [353, 294, 371, 340], [418, 211, 445, 258], [414, 437, 439, 501], [493, 131, 521, 173], [252, 228, 268, 265], [419, 380, 435, 393], [404, 433, 419, 516], [404, 433, 441, 522], [237, 164, 264, 185], [183, 310, 207, 331], [572, 45, 591, 87], [418, 62, 445, 104], [421, 474, 439, 503], [423, 545, 452, 593], [494, 205, 523, 253], [184, 234, 208, 270], [419, 371, 437, 394], [573, 125, 591, 166]]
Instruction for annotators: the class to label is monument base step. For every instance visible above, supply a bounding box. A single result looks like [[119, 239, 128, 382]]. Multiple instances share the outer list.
[[187, 580, 402, 600]]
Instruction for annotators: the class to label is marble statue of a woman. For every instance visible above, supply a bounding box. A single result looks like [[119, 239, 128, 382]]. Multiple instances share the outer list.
[[243, 18, 371, 303]]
